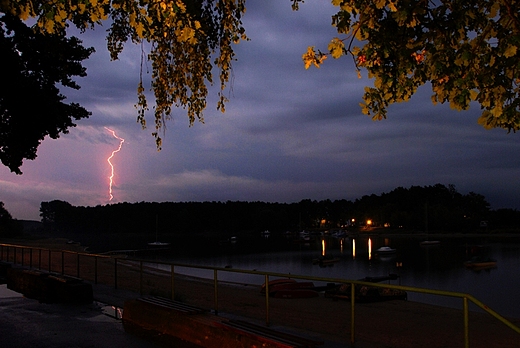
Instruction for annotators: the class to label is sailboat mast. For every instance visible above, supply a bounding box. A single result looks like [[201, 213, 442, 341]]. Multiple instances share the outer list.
[[424, 202, 428, 234], [155, 214, 159, 242]]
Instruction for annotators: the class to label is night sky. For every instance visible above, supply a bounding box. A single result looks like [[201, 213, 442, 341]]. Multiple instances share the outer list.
[[1, 1, 519, 221]]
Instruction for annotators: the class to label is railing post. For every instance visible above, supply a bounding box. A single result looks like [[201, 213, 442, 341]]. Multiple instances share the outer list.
[[6, 246, 9, 263], [38, 249, 41, 270], [61, 251, 65, 274], [265, 274, 270, 327], [139, 261, 143, 295], [77, 253, 80, 278], [0, 245, 3, 261], [13, 247, 16, 264], [114, 258, 118, 289], [171, 265, 175, 301], [48, 250, 51, 272], [351, 282, 356, 346], [213, 269, 218, 316], [463, 297, 469, 348], [29, 248, 33, 268], [21, 248, 24, 266]]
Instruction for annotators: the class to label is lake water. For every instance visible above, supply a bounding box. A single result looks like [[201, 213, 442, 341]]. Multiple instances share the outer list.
[[151, 235, 520, 319]]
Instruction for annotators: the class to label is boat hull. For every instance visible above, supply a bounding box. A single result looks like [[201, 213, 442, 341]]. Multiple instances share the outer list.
[[260, 279, 320, 298], [376, 247, 396, 254], [420, 240, 440, 246], [260, 278, 297, 294], [464, 259, 497, 270]]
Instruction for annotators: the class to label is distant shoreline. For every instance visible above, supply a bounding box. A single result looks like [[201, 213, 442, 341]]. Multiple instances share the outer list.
[[2, 229, 520, 254]]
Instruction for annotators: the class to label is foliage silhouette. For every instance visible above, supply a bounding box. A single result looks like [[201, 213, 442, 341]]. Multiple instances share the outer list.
[[0, 14, 93, 174]]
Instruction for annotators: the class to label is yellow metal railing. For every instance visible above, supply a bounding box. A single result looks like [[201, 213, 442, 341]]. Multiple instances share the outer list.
[[1, 243, 519, 347]]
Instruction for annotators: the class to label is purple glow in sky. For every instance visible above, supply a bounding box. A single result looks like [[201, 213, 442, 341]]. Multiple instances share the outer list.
[[1, 2, 519, 221]]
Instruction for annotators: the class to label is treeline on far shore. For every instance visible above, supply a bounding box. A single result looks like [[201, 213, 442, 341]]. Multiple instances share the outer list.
[[1, 184, 519, 254], [40, 183, 520, 234], [2, 184, 520, 243]]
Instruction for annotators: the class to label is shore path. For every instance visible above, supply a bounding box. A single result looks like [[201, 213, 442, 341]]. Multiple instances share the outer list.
[[147, 273, 520, 348], [2, 238, 520, 347]]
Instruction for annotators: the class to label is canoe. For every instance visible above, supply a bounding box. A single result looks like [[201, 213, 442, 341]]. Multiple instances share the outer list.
[[260, 278, 297, 294], [270, 281, 315, 293], [260, 279, 320, 298]]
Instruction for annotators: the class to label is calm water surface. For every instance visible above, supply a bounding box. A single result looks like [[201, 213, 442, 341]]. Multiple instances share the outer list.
[[153, 235, 520, 319]]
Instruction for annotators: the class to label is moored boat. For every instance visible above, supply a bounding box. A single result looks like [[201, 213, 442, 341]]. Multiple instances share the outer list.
[[312, 254, 340, 266], [147, 241, 170, 247], [464, 257, 497, 270], [420, 240, 441, 246], [360, 274, 399, 283], [148, 215, 170, 246], [376, 246, 396, 254]]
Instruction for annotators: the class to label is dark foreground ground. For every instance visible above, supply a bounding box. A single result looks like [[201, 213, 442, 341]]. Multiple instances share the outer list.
[[2, 276, 519, 348], [0, 286, 163, 348], [1, 237, 519, 347]]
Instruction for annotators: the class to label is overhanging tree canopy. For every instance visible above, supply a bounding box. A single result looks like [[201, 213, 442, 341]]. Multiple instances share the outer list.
[[300, 0, 520, 131], [0, 13, 93, 174], [1, 0, 247, 150], [1, 0, 518, 174]]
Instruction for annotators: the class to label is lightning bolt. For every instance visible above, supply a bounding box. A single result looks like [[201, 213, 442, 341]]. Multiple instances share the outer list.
[[105, 127, 125, 201]]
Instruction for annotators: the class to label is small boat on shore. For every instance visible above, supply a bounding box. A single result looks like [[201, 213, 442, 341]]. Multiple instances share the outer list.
[[325, 284, 408, 302], [260, 278, 296, 292], [272, 289, 319, 299], [325, 274, 407, 302], [260, 278, 318, 298], [260, 279, 336, 299]]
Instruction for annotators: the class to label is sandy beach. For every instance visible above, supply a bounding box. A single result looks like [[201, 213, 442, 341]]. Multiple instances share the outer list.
[[2, 238, 520, 347]]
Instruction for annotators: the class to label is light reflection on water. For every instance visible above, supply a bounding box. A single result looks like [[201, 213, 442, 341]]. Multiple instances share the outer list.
[[150, 236, 520, 319]]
